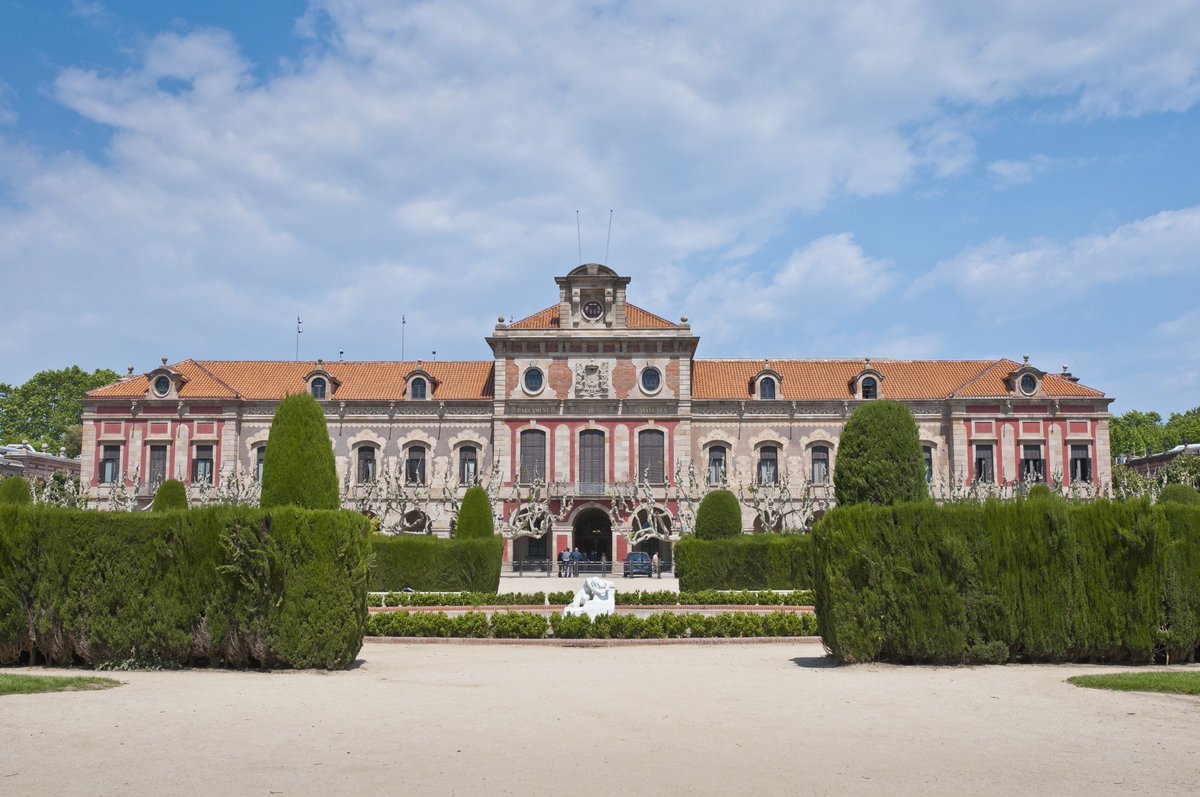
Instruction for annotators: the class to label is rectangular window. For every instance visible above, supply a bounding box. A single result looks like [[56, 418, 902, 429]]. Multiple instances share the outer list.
[[519, 431, 546, 483], [192, 445, 214, 485], [811, 446, 829, 483], [707, 446, 726, 486], [527, 536, 547, 558], [148, 445, 167, 486], [255, 446, 266, 482], [922, 446, 933, 483], [357, 447, 377, 483], [974, 444, 995, 484], [1021, 444, 1044, 483], [1070, 444, 1092, 483], [459, 446, 478, 485], [638, 430, 665, 484], [579, 430, 606, 493], [99, 445, 121, 484], [758, 446, 778, 486], [405, 447, 426, 485]]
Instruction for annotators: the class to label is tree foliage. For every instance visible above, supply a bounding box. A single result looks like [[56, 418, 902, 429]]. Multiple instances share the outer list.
[[151, 480, 188, 512], [0, 477, 33, 506], [1112, 406, 1200, 459], [833, 400, 929, 507], [693, 489, 743, 539], [1159, 484, 1200, 506], [259, 393, 339, 510], [0, 366, 120, 457], [454, 485, 494, 538]]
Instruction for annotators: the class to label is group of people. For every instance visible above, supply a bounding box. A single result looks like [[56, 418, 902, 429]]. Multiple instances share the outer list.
[[558, 547, 608, 577]]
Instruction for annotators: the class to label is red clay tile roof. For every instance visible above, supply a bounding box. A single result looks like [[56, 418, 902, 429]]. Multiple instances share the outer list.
[[89, 360, 495, 401], [508, 303, 679, 330], [690, 359, 1105, 401]]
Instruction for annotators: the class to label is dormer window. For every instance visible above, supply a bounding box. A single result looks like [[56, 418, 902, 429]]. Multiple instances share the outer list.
[[862, 377, 878, 400], [310, 378, 327, 400], [153, 375, 171, 398], [851, 363, 884, 400], [759, 377, 776, 400], [411, 377, 427, 400], [1008, 357, 1045, 398], [1019, 374, 1037, 396]]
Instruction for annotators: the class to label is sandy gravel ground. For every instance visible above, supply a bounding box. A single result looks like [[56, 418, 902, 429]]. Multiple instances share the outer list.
[[3, 641, 1199, 796]]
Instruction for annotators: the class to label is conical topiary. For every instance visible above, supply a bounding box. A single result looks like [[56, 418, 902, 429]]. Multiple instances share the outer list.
[[455, 485, 495, 538], [833, 400, 929, 507], [260, 392, 339, 510], [151, 479, 188, 512], [694, 489, 742, 539], [0, 476, 33, 505]]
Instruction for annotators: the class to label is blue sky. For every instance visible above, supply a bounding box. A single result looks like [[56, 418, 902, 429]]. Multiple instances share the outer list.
[[1, 0, 1198, 414]]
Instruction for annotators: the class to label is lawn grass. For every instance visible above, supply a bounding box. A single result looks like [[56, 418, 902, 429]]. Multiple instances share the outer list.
[[1067, 671, 1200, 697], [0, 673, 121, 697]]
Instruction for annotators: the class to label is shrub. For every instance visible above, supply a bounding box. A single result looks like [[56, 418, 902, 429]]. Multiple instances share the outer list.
[[1159, 484, 1200, 506], [675, 535, 814, 590], [489, 612, 549, 639], [1026, 484, 1054, 500], [0, 504, 371, 669], [259, 393, 339, 510], [370, 535, 502, 592], [454, 486, 495, 538], [0, 477, 32, 506], [833, 400, 929, 506], [693, 489, 743, 539], [151, 479, 188, 512]]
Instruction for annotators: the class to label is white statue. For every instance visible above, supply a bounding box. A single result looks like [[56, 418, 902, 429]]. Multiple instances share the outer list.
[[563, 577, 617, 619]]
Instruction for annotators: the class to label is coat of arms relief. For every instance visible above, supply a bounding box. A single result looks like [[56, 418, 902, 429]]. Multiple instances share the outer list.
[[574, 362, 609, 398]]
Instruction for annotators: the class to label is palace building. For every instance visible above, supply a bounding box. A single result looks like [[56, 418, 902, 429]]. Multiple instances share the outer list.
[[81, 264, 1113, 566]]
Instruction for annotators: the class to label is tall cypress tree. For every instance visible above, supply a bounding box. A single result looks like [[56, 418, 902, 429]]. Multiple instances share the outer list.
[[455, 485, 495, 537], [833, 400, 929, 507], [0, 476, 32, 505], [260, 393, 339, 510]]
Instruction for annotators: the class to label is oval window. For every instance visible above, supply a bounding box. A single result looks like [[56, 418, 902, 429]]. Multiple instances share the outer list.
[[153, 375, 171, 397], [1020, 374, 1037, 395], [582, 301, 604, 320], [640, 367, 661, 393], [523, 367, 544, 394]]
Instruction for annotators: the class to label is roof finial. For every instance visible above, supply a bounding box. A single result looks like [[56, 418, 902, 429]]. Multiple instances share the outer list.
[[1022, 354, 1030, 365], [127, 365, 134, 376], [161, 356, 168, 366]]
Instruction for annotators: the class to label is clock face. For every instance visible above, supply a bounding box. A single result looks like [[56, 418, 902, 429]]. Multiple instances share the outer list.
[[582, 301, 604, 321], [1020, 374, 1037, 395]]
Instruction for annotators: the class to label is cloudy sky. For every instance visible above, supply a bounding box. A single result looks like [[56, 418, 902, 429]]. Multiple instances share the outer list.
[[1, 0, 1198, 414]]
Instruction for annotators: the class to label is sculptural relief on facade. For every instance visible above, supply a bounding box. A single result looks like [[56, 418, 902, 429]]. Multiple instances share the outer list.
[[574, 361, 609, 398]]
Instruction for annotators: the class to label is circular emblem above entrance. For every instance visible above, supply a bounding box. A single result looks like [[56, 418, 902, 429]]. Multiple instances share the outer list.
[[582, 301, 604, 321]]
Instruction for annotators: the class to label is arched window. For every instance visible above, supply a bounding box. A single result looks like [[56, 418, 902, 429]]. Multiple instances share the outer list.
[[759, 377, 776, 400], [638, 430, 665, 484], [459, 445, 478, 485], [707, 445, 727, 486], [519, 430, 546, 483], [861, 377, 877, 399], [310, 378, 327, 399], [405, 446, 426, 485], [357, 446, 377, 483], [410, 378, 427, 400], [811, 445, 829, 483], [758, 445, 779, 485]]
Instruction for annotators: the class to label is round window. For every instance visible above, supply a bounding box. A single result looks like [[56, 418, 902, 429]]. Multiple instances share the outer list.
[[153, 375, 171, 397], [640, 367, 661, 393], [582, 301, 604, 320], [523, 367, 544, 394], [1019, 374, 1037, 395]]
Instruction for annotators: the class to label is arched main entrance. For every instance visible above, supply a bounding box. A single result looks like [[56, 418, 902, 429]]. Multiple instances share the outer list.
[[572, 507, 612, 561]]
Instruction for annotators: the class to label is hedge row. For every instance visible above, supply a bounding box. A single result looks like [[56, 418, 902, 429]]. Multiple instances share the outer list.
[[369, 589, 815, 607], [0, 505, 371, 669], [370, 535, 503, 593], [675, 535, 815, 590], [814, 500, 1200, 664], [366, 610, 818, 639]]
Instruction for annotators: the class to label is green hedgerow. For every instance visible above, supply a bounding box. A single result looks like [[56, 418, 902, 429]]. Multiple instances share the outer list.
[[833, 400, 929, 507], [260, 393, 339, 510], [1159, 483, 1200, 505], [454, 485, 495, 538], [0, 477, 33, 506], [694, 489, 742, 539], [151, 479, 188, 512]]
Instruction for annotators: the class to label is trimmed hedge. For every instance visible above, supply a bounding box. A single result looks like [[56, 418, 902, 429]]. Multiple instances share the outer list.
[[814, 500, 1200, 664], [151, 479, 188, 512], [675, 535, 815, 590], [0, 477, 33, 506], [371, 535, 503, 593], [368, 589, 816, 607], [260, 393, 339, 510], [454, 486, 495, 538], [1160, 484, 1200, 505], [366, 610, 817, 639], [0, 505, 371, 669], [694, 489, 742, 539]]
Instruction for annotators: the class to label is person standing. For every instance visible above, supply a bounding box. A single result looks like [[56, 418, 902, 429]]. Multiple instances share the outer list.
[[571, 547, 583, 577], [560, 547, 570, 577], [652, 552, 660, 579]]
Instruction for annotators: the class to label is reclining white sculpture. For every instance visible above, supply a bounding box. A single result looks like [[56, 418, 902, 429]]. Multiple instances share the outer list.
[[563, 577, 617, 619]]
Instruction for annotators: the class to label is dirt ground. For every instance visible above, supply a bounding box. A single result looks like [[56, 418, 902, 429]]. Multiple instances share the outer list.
[[3, 640, 1198, 796]]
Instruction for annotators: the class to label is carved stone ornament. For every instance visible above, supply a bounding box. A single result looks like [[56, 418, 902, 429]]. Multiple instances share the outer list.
[[574, 361, 610, 398]]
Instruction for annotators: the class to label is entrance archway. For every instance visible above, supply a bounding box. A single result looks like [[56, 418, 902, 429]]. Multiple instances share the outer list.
[[572, 507, 612, 561]]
